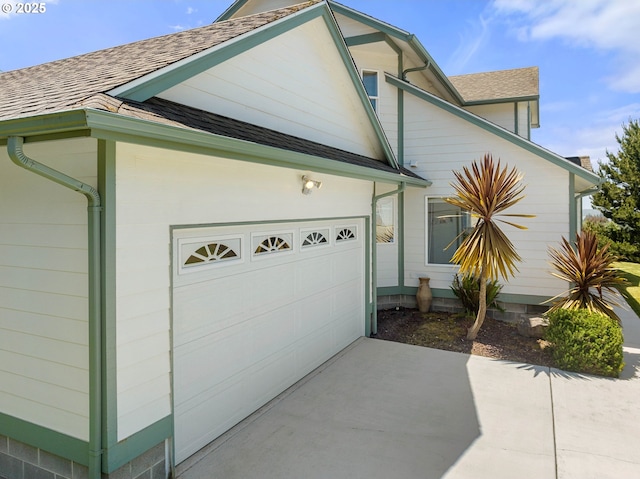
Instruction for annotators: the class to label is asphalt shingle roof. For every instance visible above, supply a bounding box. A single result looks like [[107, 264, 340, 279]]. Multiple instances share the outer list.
[[449, 67, 539, 103], [565, 156, 594, 172], [74, 93, 422, 179], [0, 0, 422, 181], [0, 2, 316, 121]]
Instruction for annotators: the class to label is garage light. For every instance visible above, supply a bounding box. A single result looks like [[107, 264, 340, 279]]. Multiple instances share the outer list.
[[302, 175, 322, 195]]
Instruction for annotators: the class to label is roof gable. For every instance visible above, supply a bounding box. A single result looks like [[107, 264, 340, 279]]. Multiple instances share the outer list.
[[129, 2, 395, 162], [0, 0, 402, 172], [0, 5, 306, 121], [386, 73, 599, 191]]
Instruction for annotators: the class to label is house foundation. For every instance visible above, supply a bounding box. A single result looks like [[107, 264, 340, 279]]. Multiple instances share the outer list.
[[377, 294, 549, 323], [0, 436, 167, 479]]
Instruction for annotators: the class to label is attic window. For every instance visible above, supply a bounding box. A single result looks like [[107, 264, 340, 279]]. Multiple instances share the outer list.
[[362, 70, 379, 112]]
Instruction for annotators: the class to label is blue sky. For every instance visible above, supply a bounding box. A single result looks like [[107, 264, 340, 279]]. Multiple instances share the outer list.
[[1, 0, 639, 172]]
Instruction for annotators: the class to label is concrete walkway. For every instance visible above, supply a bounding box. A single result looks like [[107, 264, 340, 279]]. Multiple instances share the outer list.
[[176, 304, 640, 479]]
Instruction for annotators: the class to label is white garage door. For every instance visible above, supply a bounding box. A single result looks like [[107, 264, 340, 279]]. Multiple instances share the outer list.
[[172, 219, 366, 463]]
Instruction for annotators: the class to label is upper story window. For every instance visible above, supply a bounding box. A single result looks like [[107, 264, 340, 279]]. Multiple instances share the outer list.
[[362, 70, 379, 112]]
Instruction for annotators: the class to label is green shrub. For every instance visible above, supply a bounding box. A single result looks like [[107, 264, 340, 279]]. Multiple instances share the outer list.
[[450, 274, 504, 316], [584, 218, 640, 262], [545, 309, 625, 377]]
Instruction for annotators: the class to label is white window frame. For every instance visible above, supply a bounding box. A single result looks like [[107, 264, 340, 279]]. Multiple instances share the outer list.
[[177, 234, 244, 275], [335, 225, 358, 244], [425, 197, 471, 267], [376, 196, 396, 244], [300, 227, 331, 251], [362, 69, 379, 112], [251, 230, 295, 260]]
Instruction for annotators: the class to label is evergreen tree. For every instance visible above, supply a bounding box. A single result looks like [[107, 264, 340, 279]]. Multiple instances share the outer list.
[[592, 120, 640, 256]]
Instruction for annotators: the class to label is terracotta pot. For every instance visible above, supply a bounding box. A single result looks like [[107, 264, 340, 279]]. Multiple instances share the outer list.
[[417, 277, 432, 312]]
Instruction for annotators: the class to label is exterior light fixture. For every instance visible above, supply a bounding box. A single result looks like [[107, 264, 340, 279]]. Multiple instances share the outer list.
[[302, 175, 322, 195]]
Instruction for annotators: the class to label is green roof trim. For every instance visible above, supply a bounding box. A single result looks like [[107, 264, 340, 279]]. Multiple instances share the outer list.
[[86, 109, 425, 185], [464, 95, 539, 107], [108, 2, 400, 171], [0, 108, 428, 187], [111, 4, 326, 102], [329, 1, 464, 104], [386, 73, 600, 186], [345, 32, 386, 47], [215, 0, 248, 22], [317, 7, 400, 169]]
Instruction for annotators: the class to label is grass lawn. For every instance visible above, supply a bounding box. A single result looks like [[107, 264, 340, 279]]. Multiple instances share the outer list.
[[615, 261, 640, 318]]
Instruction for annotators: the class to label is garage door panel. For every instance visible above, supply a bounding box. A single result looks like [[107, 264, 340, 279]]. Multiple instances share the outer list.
[[244, 349, 298, 412], [247, 263, 297, 312], [173, 219, 366, 463], [249, 308, 299, 364], [174, 279, 246, 346], [174, 328, 250, 400], [296, 327, 335, 374], [333, 278, 364, 314], [333, 249, 362, 282], [175, 377, 245, 459], [294, 256, 333, 296]]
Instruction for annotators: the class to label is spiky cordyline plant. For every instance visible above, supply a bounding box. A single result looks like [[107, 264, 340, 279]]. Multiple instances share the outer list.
[[446, 154, 534, 339], [547, 230, 627, 323]]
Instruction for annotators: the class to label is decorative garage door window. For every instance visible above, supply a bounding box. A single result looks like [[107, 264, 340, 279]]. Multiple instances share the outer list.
[[301, 228, 330, 249], [335, 226, 357, 243], [252, 232, 293, 256], [180, 237, 242, 272]]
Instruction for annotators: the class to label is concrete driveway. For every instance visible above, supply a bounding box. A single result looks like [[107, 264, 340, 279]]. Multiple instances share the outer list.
[[176, 305, 640, 479]]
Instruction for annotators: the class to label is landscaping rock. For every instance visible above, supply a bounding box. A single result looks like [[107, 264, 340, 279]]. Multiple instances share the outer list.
[[518, 316, 548, 338]]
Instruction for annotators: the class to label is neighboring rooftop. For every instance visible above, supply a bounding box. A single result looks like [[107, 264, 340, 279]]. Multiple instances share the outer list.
[[449, 67, 539, 103], [565, 156, 594, 172], [0, 2, 315, 121]]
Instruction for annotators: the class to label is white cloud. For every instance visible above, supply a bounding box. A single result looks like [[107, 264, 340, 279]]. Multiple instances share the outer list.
[[491, 0, 640, 93], [169, 24, 186, 31], [186, 6, 196, 14], [446, 14, 492, 74]]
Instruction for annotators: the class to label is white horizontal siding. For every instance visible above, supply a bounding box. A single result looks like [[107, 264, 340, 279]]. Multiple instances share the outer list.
[[403, 98, 570, 300], [158, 17, 384, 160], [517, 101, 530, 138], [0, 138, 96, 440], [349, 48, 399, 157], [464, 103, 516, 133], [115, 142, 373, 440]]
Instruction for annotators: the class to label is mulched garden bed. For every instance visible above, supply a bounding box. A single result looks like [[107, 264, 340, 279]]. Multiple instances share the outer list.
[[373, 308, 554, 368]]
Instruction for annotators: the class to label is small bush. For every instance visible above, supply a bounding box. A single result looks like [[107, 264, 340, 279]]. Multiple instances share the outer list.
[[450, 274, 504, 316], [545, 309, 624, 377]]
